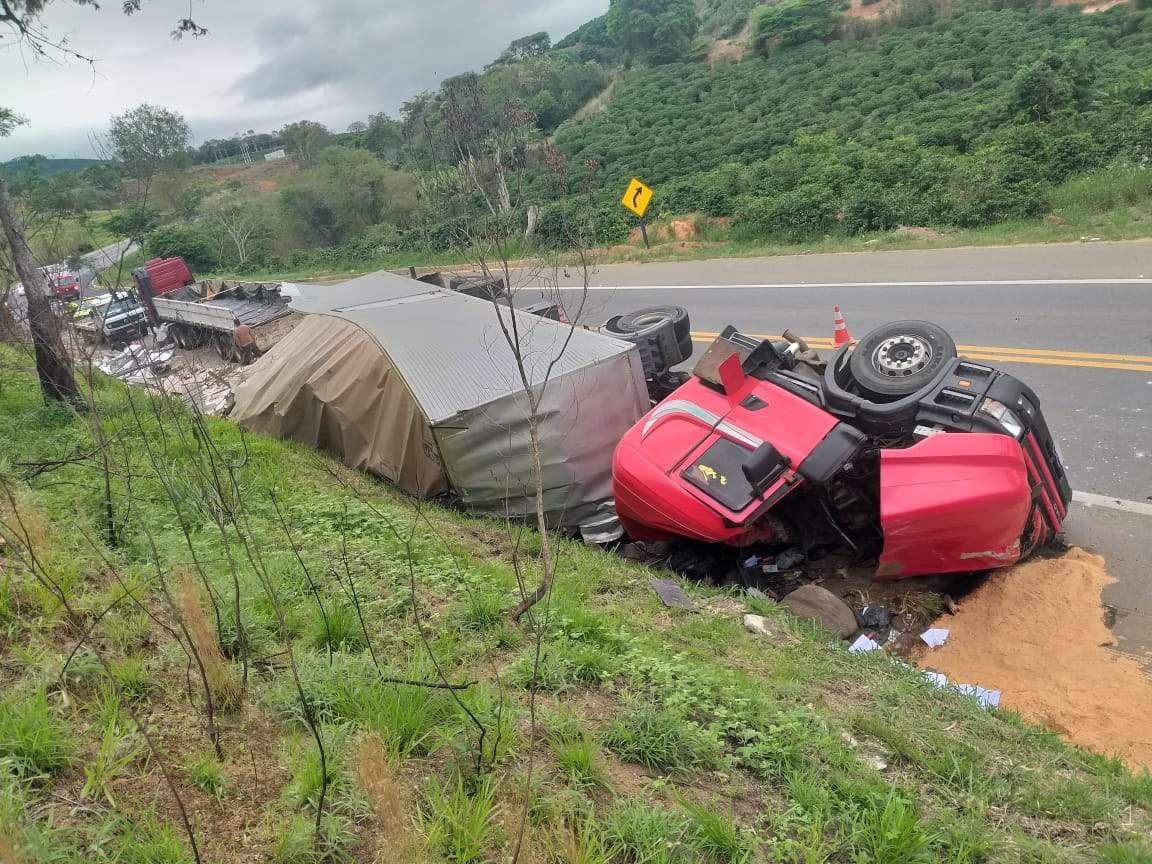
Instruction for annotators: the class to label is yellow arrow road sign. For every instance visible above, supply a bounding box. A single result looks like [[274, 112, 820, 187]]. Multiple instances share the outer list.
[[621, 177, 653, 218]]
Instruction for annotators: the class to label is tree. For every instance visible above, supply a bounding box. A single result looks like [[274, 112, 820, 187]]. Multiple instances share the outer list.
[[345, 120, 367, 134], [751, 0, 839, 52], [606, 0, 699, 65], [279, 121, 332, 167], [363, 113, 405, 161], [0, 109, 81, 405], [492, 31, 551, 65], [201, 192, 271, 268], [103, 104, 191, 243]]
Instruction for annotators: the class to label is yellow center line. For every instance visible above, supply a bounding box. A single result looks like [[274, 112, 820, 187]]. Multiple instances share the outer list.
[[688, 332, 1152, 373]]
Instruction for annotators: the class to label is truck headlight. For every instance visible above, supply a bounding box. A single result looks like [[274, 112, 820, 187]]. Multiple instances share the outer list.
[[979, 398, 1024, 438]]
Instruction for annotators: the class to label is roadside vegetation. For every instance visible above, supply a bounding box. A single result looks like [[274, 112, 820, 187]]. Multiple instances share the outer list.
[[6, 0, 1152, 287], [2, 332, 1152, 861]]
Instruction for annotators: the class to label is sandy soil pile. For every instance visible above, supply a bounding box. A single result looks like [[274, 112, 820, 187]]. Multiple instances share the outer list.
[[921, 547, 1152, 770]]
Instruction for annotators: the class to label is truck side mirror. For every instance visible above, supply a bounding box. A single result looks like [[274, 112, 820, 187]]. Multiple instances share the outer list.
[[743, 442, 790, 498]]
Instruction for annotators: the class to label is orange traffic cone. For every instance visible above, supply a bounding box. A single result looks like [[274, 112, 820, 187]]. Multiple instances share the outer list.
[[832, 305, 853, 346]]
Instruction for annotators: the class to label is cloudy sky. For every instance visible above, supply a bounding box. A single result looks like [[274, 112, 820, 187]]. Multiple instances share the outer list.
[[0, 0, 607, 160]]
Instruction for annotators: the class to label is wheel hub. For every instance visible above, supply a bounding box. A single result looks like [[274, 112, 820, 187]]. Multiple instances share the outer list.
[[873, 334, 932, 378]]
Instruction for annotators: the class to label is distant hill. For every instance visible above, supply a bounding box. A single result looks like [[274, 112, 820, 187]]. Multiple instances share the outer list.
[[1, 155, 105, 177]]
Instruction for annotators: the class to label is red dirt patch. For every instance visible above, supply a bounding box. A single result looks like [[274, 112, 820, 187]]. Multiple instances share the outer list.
[[844, 0, 898, 20], [708, 24, 751, 63]]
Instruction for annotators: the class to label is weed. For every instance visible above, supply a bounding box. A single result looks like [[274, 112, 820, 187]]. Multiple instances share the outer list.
[[508, 641, 620, 692], [81, 714, 145, 806], [604, 701, 720, 773], [421, 774, 502, 864], [185, 752, 227, 803], [849, 790, 935, 864], [270, 811, 357, 864], [680, 798, 753, 863], [354, 735, 413, 850], [550, 729, 609, 791], [553, 817, 612, 864], [0, 689, 74, 777], [306, 601, 366, 653], [109, 656, 153, 702], [104, 610, 152, 652], [441, 684, 521, 770], [352, 673, 451, 759], [1099, 839, 1152, 864], [603, 798, 687, 863], [461, 589, 503, 631], [282, 727, 348, 811], [175, 570, 242, 713], [94, 812, 190, 864]]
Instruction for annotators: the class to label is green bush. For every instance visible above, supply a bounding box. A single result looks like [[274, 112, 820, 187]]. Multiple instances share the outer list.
[[0, 689, 75, 777], [733, 184, 838, 242], [144, 223, 218, 272], [751, 0, 839, 51]]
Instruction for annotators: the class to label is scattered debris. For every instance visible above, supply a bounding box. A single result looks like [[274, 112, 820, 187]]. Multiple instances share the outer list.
[[780, 584, 858, 638], [857, 605, 893, 629], [745, 586, 774, 604], [920, 628, 950, 648], [849, 634, 882, 653], [921, 669, 1001, 709], [743, 614, 774, 637], [650, 578, 696, 611]]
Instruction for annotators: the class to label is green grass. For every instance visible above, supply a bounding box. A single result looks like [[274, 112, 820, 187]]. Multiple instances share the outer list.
[[1, 342, 1152, 862], [604, 701, 722, 774], [0, 689, 75, 778], [421, 775, 502, 864], [184, 752, 226, 802]]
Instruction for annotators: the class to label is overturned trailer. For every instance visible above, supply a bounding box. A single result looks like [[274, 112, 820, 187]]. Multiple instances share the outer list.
[[231, 270, 649, 535]]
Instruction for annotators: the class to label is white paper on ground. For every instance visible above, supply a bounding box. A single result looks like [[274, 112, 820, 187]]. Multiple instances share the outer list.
[[919, 628, 950, 648], [922, 670, 949, 688], [849, 634, 881, 653]]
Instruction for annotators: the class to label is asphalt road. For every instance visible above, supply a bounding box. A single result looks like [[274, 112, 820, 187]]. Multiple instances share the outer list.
[[529, 241, 1152, 659]]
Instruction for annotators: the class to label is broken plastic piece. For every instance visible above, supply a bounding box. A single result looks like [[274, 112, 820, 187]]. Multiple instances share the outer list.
[[849, 634, 881, 653], [920, 628, 950, 648]]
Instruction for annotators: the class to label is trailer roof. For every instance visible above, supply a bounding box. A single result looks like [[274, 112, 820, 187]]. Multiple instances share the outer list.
[[288, 269, 634, 424]]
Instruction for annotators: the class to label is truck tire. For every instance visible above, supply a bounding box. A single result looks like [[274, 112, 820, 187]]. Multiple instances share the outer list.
[[603, 306, 689, 375], [848, 320, 957, 398]]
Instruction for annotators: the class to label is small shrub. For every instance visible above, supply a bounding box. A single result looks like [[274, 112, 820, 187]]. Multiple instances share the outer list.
[[604, 702, 720, 773], [0, 689, 74, 777], [282, 728, 349, 811], [185, 752, 226, 803], [507, 641, 620, 692], [421, 775, 503, 864], [104, 611, 152, 652], [461, 589, 504, 631]]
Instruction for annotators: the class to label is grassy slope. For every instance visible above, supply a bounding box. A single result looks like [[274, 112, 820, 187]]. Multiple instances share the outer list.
[[1, 345, 1150, 864]]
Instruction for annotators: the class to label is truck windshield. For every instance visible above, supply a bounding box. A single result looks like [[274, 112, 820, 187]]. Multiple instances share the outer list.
[[103, 299, 140, 318]]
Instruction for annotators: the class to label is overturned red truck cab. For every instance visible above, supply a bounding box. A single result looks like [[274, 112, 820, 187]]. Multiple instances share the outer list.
[[612, 321, 1071, 579]]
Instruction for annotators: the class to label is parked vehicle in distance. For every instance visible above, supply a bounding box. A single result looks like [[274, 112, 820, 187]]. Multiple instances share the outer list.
[[43, 267, 81, 301]]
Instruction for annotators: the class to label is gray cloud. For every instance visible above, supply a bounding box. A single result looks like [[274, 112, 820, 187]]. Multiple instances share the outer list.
[[0, 0, 606, 159]]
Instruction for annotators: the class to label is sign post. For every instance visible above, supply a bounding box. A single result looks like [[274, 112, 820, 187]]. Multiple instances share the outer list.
[[621, 177, 654, 248]]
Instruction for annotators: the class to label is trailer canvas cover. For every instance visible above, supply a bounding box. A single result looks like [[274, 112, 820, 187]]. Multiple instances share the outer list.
[[231, 270, 648, 531]]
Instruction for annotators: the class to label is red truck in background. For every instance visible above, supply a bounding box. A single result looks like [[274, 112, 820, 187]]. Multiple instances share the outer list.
[[43, 267, 80, 301], [132, 257, 194, 299]]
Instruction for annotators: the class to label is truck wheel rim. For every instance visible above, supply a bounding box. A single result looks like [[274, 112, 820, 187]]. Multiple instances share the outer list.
[[873, 334, 931, 378]]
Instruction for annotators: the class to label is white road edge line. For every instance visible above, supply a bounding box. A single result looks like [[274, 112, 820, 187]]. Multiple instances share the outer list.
[[1072, 490, 1152, 518], [534, 278, 1152, 291]]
